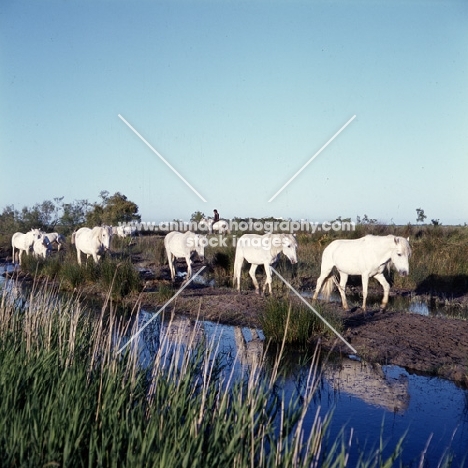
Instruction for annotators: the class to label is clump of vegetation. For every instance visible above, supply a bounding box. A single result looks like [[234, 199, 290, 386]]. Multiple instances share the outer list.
[[261, 298, 343, 346], [20, 252, 142, 299]]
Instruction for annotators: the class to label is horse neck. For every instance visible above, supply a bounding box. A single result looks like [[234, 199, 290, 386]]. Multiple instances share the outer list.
[[269, 235, 283, 257], [374, 236, 398, 264]]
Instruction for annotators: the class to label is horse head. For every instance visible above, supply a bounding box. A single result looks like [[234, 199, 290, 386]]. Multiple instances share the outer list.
[[281, 234, 298, 264], [199, 218, 212, 233], [391, 236, 411, 276], [30, 228, 43, 241], [193, 234, 206, 261], [99, 226, 113, 251]]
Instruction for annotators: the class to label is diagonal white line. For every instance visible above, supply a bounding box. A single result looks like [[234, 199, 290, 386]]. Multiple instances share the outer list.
[[118, 114, 207, 202], [268, 115, 356, 202], [117, 266, 206, 354], [271, 267, 357, 355]]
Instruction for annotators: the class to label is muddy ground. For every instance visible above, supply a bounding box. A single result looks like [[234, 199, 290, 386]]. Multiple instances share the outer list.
[[140, 262, 468, 387]]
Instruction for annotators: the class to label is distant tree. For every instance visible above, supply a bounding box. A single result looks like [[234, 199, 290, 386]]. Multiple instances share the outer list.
[[0, 205, 20, 236], [190, 211, 205, 222], [60, 200, 89, 234], [86, 192, 141, 226], [431, 219, 442, 227], [416, 208, 427, 224]]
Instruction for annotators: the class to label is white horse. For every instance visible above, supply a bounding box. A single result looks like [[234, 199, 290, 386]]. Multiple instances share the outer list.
[[33, 236, 51, 259], [44, 232, 66, 251], [233, 233, 298, 294], [313, 235, 411, 311], [201, 217, 230, 234], [72, 226, 113, 265], [114, 225, 137, 238], [164, 231, 206, 281], [11, 229, 43, 265]]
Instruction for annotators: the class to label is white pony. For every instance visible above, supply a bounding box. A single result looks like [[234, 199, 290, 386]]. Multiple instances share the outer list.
[[114, 225, 137, 238], [233, 233, 298, 294], [313, 235, 411, 311], [44, 232, 66, 251], [33, 236, 51, 259], [11, 229, 43, 265], [72, 226, 113, 265], [164, 231, 206, 281], [201, 217, 230, 234]]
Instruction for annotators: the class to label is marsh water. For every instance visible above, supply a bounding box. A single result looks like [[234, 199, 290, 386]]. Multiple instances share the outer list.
[[2, 266, 468, 466], [125, 309, 468, 467]]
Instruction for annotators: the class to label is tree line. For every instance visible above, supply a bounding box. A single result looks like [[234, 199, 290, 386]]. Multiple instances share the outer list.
[[0, 191, 141, 239]]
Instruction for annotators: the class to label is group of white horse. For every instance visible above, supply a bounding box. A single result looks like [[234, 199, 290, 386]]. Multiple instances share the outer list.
[[164, 230, 411, 311], [11, 226, 113, 266], [11, 229, 66, 264], [12, 223, 412, 312]]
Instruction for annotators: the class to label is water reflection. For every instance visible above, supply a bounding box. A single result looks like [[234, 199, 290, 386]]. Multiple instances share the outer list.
[[323, 360, 409, 413]]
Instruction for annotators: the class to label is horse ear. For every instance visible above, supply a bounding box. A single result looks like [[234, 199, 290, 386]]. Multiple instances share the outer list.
[[394, 236, 399, 245], [407, 237, 410, 242]]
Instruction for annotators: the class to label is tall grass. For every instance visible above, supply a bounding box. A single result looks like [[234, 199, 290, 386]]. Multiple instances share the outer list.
[[20, 252, 142, 299], [0, 281, 417, 468], [261, 298, 343, 345]]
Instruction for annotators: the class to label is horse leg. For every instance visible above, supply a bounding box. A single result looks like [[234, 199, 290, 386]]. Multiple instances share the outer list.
[[373, 273, 390, 310], [263, 264, 273, 295], [337, 272, 349, 310], [249, 264, 260, 294], [168, 253, 176, 280], [186, 256, 192, 279], [233, 253, 244, 291], [361, 275, 369, 311], [76, 249, 82, 265]]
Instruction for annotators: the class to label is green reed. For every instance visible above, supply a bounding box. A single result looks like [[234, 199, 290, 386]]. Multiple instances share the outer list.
[[261, 297, 343, 345]]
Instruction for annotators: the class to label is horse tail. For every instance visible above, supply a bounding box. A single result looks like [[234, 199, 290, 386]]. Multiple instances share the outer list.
[[321, 276, 336, 302], [11, 238, 15, 264], [71, 231, 76, 245]]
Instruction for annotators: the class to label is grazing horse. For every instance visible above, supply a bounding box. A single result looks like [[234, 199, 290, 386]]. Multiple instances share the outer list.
[[33, 236, 51, 259], [11, 229, 43, 265], [72, 226, 113, 265], [201, 217, 230, 234], [164, 231, 206, 281], [313, 235, 411, 311], [233, 233, 298, 295], [44, 232, 66, 251]]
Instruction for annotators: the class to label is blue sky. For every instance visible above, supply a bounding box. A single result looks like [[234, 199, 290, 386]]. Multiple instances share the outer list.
[[1, 0, 467, 225]]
